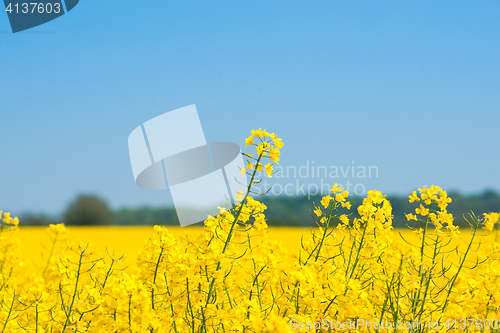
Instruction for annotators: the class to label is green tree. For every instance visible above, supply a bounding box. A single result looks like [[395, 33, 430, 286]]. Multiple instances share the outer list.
[[63, 194, 113, 226], [19, 214, 57, 226]]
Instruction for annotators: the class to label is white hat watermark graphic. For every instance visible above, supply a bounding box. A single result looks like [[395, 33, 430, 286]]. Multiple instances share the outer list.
[[128, 105, 247, 227]]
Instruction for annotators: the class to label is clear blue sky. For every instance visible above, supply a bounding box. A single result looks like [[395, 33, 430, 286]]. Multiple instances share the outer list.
[[1, 1, 499, 215]]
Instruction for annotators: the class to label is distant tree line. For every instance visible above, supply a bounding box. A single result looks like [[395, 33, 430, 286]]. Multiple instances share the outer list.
[[263, 190, 500, 228], [21, 195, 114, 226], [19, 190, 500, 228]]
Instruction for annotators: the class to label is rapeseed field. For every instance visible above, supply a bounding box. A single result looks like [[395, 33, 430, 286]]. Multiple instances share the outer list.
[[1, 129, 499, 332]]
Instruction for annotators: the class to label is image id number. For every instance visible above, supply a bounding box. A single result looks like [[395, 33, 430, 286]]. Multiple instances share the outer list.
[[6, 3, 62, 14]]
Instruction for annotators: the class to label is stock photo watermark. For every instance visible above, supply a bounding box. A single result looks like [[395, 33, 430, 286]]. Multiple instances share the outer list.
[[289, 318, 500, 331], [4, 0, 80, 33], [254, 160, 379, 199], [128, 105, 247, 227]]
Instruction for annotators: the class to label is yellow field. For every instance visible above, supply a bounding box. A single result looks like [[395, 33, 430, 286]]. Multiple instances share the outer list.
[[17, 226, 309, 270], [4, 131, 500, 332], [17, 225, 494, 272]]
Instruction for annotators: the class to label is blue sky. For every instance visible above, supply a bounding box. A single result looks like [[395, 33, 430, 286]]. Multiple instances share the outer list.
[[1, 1, 499, 215]]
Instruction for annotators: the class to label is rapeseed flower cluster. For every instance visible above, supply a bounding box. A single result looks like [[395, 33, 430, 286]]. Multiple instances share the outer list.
[[1, 131, 500, 332]]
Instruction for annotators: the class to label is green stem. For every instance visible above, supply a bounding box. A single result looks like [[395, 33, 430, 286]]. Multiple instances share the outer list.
[[414, 236, 440, 329], [128, 294, 132, 330], [151, 245, 165, 310], [100, 256, 115, 293], [410, 203, 432, 315], [61, 250, 84, 333], [349, 224, 368, 279], [186, 278, 195, 333], [440, 215, 480, 316], [0, 292, 16, 333], [313, 202, 336, 263], [35, 304, 39, 333], [205, 152, 264, 306]]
